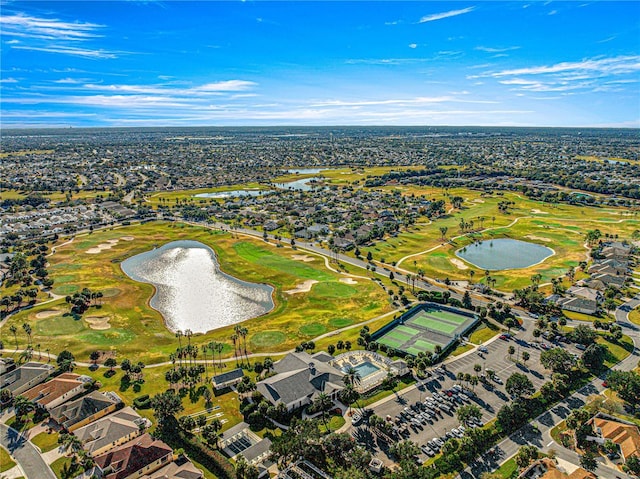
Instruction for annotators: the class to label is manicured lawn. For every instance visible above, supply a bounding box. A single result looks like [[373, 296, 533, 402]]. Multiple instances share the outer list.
[[450, 343, 473, 357], [629, 306, 640, 326], [6, 221, 392, 363], [319, 414, 346, 433], [495, 457, 518, 479], [50, 456, 83, 479], [6, 414, 36, 432], [31, 431, 60, 453], [598, 334, 634, 368], [0, 446, 16, 472], [468, 322, 501, 344], [563, 311, 610, 323], [351, 377, 416, 408]]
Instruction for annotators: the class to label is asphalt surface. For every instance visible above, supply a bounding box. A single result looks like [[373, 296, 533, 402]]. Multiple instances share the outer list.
[[459, 294, 640, 479], [0, 423, 57, 479]]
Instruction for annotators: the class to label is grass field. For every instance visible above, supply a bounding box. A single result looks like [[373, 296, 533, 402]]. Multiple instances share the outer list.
[[629, 307, 640, 326], [4, 221, 392, 363], [31, 431, 60, 453], [0, 446, 16, 473]]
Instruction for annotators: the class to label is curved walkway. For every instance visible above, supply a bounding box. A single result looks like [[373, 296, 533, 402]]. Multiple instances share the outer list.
[[0, 423, 56, 479]]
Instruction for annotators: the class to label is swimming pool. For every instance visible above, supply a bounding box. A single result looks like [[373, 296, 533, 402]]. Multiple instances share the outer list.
[[343, 360, 381, 378]]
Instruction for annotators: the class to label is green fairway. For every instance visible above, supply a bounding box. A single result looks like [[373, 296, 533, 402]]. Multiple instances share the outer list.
[[299, 323, 327, 336], [329, 317, 353, 328], [250, 331, 287, 348], [35, 315, 84, 336]]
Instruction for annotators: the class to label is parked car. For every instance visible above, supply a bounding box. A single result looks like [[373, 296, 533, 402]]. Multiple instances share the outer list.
[[576, 344, 587, 350], [421, 445, 435, 456], [479, 346, 489, 353]]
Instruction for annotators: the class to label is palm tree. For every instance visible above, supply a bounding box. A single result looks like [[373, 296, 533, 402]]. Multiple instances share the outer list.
[[13, 395, 35, 421], [22, 323, 32, 347], [9, 325, 18, 350], [175, 330, 183, 366], [216, 342, 224, 373], [240, 327, 249, 366], [231, 334, 239, 367], [342, 366, 363, 410], [185, 329, 193, 347], [313, 392, 334, 431], [36, 343, 41, 360]]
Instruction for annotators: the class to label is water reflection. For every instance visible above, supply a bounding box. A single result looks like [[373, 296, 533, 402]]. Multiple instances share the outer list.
[[455, 239, 554, 271], [121, 240, 274, 333]]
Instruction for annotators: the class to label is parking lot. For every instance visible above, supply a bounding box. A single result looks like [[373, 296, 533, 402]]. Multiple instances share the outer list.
[[349, 322, 586, 464]]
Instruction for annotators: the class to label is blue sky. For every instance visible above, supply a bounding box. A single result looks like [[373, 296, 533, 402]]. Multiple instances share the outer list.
[[1, 1, 639, 127]]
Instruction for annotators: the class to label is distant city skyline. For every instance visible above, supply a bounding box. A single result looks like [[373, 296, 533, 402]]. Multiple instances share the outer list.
[[1, 1, 639, 128]]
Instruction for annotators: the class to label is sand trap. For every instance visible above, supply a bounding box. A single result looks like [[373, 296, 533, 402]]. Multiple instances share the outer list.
[[84, 316, 111, 330], [35, 310, 61, 319], [473, 199, 485, 203], [120, 236, 135, 241], [86, 238, 123, 254], [292, 254, 315, 262], [531, 209, 549, 214], [525, 234, 552, 243], [339, 277, 358, 285], [284, 280, 318, 294], [450, 258, 469, 270]]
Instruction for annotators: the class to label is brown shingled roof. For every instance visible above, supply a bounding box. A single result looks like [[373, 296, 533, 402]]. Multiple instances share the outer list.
[[22, 373, 83, 407], [94, 433, 173, 479], [594, 417, 640, 461]]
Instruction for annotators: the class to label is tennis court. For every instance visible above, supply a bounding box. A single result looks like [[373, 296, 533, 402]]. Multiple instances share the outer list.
[[374, 303, 478, 357]]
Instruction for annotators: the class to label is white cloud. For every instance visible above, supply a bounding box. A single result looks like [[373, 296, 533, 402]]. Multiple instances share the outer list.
[[487, 55, 640, 78], [12, 45, 118, 59], [408, 43, 417, 49], [0, 77, 18, 83], [475, 46, 520, 53], [0, 13, 104, 41], [195, 80, 257, 92], [418, 7, 475, 24]]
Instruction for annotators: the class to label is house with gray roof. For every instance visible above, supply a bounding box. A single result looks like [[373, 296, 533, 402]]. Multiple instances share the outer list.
[[0, 362, 54, 396], [257, 351, 344, 411], [50, 390, 123, 432], [211, 368, 244, 391], [556, 297, 598, 315], [74, 406, 149, 457]]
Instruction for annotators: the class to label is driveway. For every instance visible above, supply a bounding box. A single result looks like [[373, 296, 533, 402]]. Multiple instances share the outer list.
[[0, 423, 57, 479]]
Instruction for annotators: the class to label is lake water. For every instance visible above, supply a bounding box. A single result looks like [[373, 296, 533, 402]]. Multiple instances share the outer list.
[[455, 239, 554, 271], [121, 240, 274, 333], [275, 177, 322, 191], [194, 189, 274, 199], [287, 168, 331, 174]]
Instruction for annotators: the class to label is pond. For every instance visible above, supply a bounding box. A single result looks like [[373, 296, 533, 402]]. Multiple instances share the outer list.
[[286, 168, 333, 174], [121, 240, 274, 333], [275, 177, 323, 191], [193, 189, 274, 199], [455, 239, 554, 271]]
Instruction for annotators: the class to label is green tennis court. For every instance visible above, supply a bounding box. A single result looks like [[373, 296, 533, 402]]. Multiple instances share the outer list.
[[395, 325, 420, 337], [408, 315, 458, 335], [424, 309, 469, 324], [378, 336, 403, 349], [414, 339, 437, 352]]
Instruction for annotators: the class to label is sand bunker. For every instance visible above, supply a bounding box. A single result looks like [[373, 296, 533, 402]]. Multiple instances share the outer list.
[[86, 238, 120, 254], [530, 209, 549, 214], [35, 310, 61, 319], [339, 277, 358, 285], [473, 199, 485, 203], [84, 316, 111, 330], [450, 258, 469, 270], [292, 254, 315, 262], [120, 236, 135, 241], [525, 234, 552, 243], [284, 280, 318, 294]]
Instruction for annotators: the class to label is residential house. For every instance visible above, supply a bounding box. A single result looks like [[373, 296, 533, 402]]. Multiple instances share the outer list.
[[565, 286, 603, 303], [141, 457, 203, 479], [219, 422, 271, 479], [22, 373, 89, 410], [75, 406, 149, 457], [94, 433, 174, 479], [590, 415, 640, 463], [556, 297, 598, 316], [0, 358, 16, 376], [211, 368, 244, 391], [256, 351, 344, 411], [1, 362, 54, 396], [50, 391, 123, 432], [518, 458, 595, 479]]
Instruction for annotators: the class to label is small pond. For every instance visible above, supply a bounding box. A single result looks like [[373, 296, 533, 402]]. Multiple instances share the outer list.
[[275, 177, 323, 191], [287, 168, 331, 174], [455, 238, 554, 271], [121, 240, 274, 333], [194, 189, 274, 199]]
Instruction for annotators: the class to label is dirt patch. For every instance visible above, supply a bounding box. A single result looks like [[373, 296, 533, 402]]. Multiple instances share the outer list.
[[339, 277, 358, 285], [450, 258, 469, 270], [84, 316, 111, 330], [292, 254, 315, 262], [525, 234, 552, 243], [35, 310, 61, 319], [284, 280, 318, 294], [530, 209, 549, 214]]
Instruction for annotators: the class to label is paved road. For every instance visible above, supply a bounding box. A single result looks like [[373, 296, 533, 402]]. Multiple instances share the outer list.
[[459, 295, 639, 479], [0, 423, 57, 479]]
